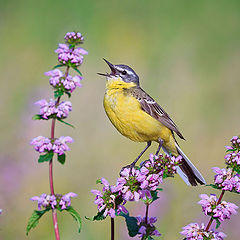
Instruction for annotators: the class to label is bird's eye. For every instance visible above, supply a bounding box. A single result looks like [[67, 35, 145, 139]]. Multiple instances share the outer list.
[[122, 70, 127, 75]]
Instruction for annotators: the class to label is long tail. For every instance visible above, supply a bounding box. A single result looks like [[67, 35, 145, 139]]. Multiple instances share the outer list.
[[162, 143, 206, 186]]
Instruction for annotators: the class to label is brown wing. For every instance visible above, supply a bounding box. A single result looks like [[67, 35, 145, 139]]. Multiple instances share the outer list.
[[128, 86, 185, 140]]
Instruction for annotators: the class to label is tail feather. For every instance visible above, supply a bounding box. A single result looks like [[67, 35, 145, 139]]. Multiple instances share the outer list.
[[162, 144, 206, 186]]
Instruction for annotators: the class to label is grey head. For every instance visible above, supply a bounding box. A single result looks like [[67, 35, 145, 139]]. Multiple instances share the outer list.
[[98, 59, 140, 86]]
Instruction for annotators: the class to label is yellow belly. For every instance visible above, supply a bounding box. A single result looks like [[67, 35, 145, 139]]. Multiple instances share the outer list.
[[103, 91, 172, 143]]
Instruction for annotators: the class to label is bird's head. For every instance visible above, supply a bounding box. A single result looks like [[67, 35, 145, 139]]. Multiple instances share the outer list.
[[98, 59, 139, 86]]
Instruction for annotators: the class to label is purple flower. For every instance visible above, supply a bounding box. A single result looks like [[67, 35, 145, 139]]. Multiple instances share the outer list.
[[180, 222, 204, 239], [136, 215, 161, 238], [180, 223, 227, 239], [45, 69, 63, 87], [55, 44, 88, 67], [52, 136, 73, 155], [30, 136, 52, 153], [213, 201, 238, 221], [62, 75, 83, 92], [30, 193, 57, 210], [56, 101, 72, 118], [35, 99, 56, 119], [91, 178, 127, 218], [0, 209, 2, 215], [198, 194, 217, 216], [117, 167, 148, 202], [59, 192, 77, 210], [64, 32, 84, 44]]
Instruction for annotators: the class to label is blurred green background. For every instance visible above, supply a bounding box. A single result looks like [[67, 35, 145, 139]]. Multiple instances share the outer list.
[[0, 0, 240, 239]]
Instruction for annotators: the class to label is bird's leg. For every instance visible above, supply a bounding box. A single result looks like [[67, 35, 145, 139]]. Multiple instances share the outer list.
[[120, 141, 151, 174], [155, 138, 164, 155]]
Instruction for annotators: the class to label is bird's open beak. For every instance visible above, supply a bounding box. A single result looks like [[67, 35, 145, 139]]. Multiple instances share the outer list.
[[97, 58, 116, 77]]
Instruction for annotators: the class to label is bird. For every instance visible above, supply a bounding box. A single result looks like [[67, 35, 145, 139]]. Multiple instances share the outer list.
[[98, 59, 206, 186]]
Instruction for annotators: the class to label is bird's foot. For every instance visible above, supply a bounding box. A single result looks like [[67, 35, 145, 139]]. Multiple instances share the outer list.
[[119, 162, 136, 176]]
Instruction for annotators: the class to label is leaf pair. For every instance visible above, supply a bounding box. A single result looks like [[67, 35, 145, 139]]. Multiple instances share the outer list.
[[26, 207, 81, 235]]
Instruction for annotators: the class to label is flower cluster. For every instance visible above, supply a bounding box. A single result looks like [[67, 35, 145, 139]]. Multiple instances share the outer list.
[[92, 154, 182, 218], [198, 194, 238, 222], [213, 167, 240, 192], [31, 192, 77, 210], [91, 178, 128, 218], [64, 31, 84, 45], [35, 98, 72, 119], [136, 216, 161, 239], [180, 223, 226, 240], [30, 136, 73, 155], [45, 69, 82, 93], [55, 43, 88, 67]]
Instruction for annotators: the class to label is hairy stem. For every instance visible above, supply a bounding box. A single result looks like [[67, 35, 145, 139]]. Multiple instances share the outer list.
[[111, 217, 114, 240], [205, 190, 225, 232], [141, 203, 150, 240]]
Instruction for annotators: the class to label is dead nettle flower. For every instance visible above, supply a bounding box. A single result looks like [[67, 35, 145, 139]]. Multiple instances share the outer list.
[[31, 192, 77, 210], [198, 194, 238, 222], [45, 69, 83, 93], [30, 136, 73, 155], [91, 178, 128, 218], [136, 216, 161, 239], [64, 32, 84, 45], [180, 222, 227, 240], [35, 99, 72, 119], [212, 167, 240, 192], [55, 43, 88, 67]]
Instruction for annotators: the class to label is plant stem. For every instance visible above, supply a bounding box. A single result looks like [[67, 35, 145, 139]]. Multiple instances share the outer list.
[[111, 217, 114, 240], [49, 65, 70, 240], [141, 203, 150, 240], [205, 190, 225, 232]]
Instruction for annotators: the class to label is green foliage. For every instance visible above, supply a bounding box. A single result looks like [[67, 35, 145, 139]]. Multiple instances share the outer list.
[[32, 114, 45, 120], [57, 118, 74, 128], [26, 208, 50, 235], [85, 210, 106, 221], [53, 64, 65, 69], [215, 219, 221, 229], [72, 67, 82, 76], [38, 152, 54, 163], [57, 153, 66, 164], [54, 89, 64, 99], [118, 212, 139, 237], [63, 207, 82, 233], [96, 179, 102, 184]]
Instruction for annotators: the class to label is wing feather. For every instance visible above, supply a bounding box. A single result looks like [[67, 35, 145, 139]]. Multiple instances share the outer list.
[[128, 87, 185, 140]]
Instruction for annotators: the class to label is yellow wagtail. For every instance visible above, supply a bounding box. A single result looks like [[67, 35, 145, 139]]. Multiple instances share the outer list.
[[98, 59, 206, 186]]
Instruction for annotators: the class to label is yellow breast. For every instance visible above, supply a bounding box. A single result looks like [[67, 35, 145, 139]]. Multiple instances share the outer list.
[[103, 77, 172, 143]]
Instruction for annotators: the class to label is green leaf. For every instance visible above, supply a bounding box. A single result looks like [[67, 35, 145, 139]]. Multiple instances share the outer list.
[[206, 184, 222, 190], [26, 208, 50, 235], [215, 219, 221, 229], [96, 179, 102, 184], [147, 237, 154, 240], [38, 152, 54, 163], [57, 118, 74, 128], [118, 212, 139, 237], [32, 114, 44, 120], [64, 207, 82, 233], [54, 89, 64, 99], [65, 91, 72, 98], [57, 153, 66, 164], [85, 210, 106, 221], [53, 64, 65, 69], [73, 67, 82, 76]]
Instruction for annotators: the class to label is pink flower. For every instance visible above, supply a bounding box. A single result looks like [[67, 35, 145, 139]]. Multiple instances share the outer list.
[[52, 136, 73, 155], [45, 69, 63, 86], [35, 99, 56, 119], [91, 178, 127, 218], [56, 101, 72, 118], [30, 136, 52, 153], [59, 192, 77, 210]]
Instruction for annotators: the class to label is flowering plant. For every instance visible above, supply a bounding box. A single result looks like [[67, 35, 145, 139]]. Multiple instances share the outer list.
[[88, 153, 182, 239], [180, 136, 240, 240], [26, 31, 87, 239]]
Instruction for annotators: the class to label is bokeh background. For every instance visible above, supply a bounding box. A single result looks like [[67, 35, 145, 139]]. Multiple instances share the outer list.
[[0, 0, 240, 239]]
